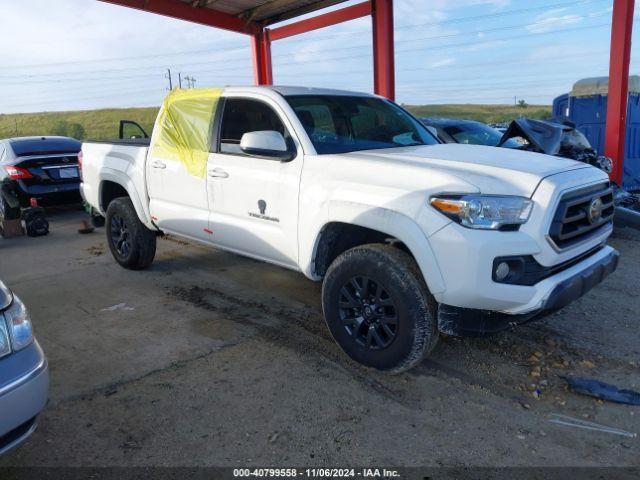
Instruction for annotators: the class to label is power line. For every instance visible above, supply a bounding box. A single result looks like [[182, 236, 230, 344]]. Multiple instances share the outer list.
[[0, 0, 608, 71], [0, 17, 620, 82], [2, 87, 166, 110], [5, 45, 611, 90], [269, 22, 617, 72], [284, 0, 611, 39]]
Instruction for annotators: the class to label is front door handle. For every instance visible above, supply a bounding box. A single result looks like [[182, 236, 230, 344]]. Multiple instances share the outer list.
[[151, 160, 166, 169], [208, 168, 229, 179]]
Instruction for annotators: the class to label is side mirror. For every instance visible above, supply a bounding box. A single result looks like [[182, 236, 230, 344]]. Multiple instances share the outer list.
[[240, 131, 294, 160]]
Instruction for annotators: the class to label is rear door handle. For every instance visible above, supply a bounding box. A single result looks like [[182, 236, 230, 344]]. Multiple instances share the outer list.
[[151, 160, 166, 169], [208, 168, 229, 179]]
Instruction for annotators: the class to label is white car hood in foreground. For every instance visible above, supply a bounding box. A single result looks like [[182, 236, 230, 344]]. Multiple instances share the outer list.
[[344, 143, 594, 197]]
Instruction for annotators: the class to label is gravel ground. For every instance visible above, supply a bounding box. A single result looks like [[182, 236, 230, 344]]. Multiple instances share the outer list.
[[0, 209, 638, 468]]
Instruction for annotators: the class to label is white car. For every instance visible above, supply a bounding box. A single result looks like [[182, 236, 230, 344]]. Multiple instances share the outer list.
[[80, 86, 618, 373]]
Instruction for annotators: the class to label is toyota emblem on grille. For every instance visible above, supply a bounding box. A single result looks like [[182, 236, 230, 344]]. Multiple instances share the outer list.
[[587, 197, 604, 224]]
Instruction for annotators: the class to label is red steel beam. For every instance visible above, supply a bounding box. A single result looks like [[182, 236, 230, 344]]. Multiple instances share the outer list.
[[372, 0, 395, 100], [268, 1, 372, 41], [605, 0, 635, 185], [251, 30, 273, 85], [98, 0, 260, 35]]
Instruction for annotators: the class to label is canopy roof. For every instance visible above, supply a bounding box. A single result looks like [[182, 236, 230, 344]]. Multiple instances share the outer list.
[[188, 0, 348, 25], [102, 0, 351, 30]]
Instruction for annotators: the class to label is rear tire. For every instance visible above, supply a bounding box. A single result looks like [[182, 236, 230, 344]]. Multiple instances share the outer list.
[[106, 197, 156, 270], [0, 191, 21, 221], [321, 244, 438, 373]]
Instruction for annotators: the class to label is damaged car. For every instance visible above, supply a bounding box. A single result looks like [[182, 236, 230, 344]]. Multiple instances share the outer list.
[[497, 118, 640, 229], [420, 117, 521, 148]]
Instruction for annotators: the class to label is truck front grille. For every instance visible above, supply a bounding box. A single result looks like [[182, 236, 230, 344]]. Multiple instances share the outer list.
[[548, 183, 614, 250]]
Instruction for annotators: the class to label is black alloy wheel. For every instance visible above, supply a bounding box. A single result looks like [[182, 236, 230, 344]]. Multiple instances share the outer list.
[[110, 214, 131, 258], [322, 244, 439, 373], [105, 197, 156, 270], [338, 276, 398, 350]]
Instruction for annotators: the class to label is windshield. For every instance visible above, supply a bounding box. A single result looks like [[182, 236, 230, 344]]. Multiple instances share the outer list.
[[285, 95, 438, 154], [442, 122, 520, 148]]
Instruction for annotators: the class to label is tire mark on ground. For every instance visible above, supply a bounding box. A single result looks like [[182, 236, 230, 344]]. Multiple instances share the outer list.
[[169, 285, 414, 409]]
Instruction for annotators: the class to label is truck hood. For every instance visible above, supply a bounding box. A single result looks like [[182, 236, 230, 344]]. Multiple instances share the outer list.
[[343, 143, 592, 196]]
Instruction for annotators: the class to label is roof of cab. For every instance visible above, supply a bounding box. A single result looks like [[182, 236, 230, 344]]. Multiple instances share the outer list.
[[222, 85, 374, 97]]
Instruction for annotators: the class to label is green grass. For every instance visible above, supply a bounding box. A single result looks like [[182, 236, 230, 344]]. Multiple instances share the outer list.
[[0, 107, 159, 141], [403, 104, 552, 124], [0, 104, 552, 141]]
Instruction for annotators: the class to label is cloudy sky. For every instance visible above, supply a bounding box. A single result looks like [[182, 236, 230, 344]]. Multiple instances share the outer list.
[[0, 0, 636, 113]]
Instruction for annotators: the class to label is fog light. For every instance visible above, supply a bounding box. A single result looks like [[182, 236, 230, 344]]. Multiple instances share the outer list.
[[494, 262, 510, 281]]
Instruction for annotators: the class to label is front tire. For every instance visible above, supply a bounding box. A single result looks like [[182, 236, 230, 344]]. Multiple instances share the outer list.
[[322, 244, 438, 373], [106, 197, 156, 270]]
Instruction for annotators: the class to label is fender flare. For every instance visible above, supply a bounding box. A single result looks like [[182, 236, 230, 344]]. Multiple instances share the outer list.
[[99, 168, 155, 230], [308, 201, 446, 295]]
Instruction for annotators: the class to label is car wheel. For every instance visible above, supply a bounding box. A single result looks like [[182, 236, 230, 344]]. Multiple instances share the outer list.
[[0, 192, 21, 221], [322, 244, 438, 373], [106, 197, 156, 270]]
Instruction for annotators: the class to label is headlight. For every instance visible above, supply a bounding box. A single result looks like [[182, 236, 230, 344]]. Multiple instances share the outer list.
[[430, 195, 533, 230], [4, 296, 34, 351], [0, 318, 10, 358], [0, 280, 12, 311], [596, 156, 613, 174]]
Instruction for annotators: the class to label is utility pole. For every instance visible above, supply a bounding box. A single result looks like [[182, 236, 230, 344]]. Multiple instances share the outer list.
[[166, 68, 173, 90], [184, 76, 196, 88], [178, 72, 183, 89]]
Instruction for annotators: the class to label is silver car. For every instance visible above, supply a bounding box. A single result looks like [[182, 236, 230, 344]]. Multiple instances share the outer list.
[[0, 280, 48, 455]]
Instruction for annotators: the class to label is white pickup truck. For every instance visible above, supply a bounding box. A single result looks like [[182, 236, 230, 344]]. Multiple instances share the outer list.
[[81, 86, 619, 373]]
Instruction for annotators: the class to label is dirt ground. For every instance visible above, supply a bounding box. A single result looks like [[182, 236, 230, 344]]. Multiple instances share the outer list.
[[0, 209, 638, 468]]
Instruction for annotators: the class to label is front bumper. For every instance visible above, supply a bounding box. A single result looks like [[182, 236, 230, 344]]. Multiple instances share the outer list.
[[438, 248, 619, 337], [0, 340, 49, 456]]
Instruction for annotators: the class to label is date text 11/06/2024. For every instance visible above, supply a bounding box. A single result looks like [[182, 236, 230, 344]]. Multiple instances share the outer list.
[[233, 468, 401, 477]]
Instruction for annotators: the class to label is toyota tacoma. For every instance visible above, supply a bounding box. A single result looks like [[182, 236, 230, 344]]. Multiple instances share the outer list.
[[80, 86, 618, 373]]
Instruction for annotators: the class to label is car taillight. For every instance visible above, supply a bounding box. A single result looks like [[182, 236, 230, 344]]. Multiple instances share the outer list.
[[78, 151, 83, 178], [5, 166, 33, 180]]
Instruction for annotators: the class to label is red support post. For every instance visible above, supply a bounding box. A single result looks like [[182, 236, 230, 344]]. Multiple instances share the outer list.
[[372, 0, 395, 101], [605, 0, 635, 186], [251, 29, 273, 85]]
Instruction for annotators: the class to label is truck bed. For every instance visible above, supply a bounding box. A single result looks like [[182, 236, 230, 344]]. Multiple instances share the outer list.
[[80, 141, 150, 222]]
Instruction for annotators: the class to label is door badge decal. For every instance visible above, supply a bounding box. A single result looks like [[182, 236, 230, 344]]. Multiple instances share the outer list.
[[249, 199, 279, 222]]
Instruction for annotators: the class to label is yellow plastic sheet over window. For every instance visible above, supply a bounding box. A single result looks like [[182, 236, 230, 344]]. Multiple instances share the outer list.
[[151, 88, 222, 178]]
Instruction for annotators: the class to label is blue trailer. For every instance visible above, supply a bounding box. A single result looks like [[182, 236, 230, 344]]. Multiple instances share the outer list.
[[553, 76, 640, 190]]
